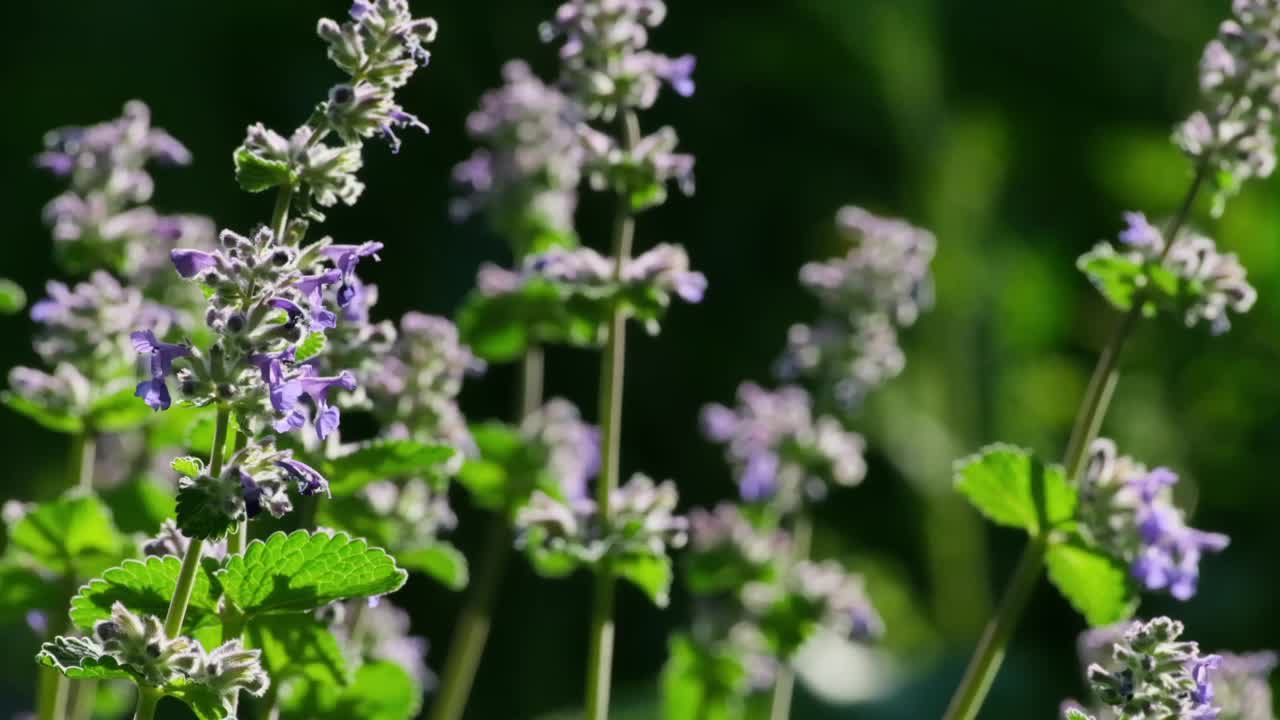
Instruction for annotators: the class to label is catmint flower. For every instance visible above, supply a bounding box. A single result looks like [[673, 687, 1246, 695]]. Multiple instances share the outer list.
[[580, 124, 695, 209], [688, 503, 791, 569], [1079, 439, 1229, 601], [315, 0, 437, 151], [360, 478, 459, 544], [702, 383, 866, 511], [1081, 213, 1256, 334], [780, 206, 936, 405], [37, 101, 216, 287], [540, 0, 694, 118], [520, 399, 601, 501], [1084, 617, 1221, 720], [1211, 652, 1278, 720], [789, 560, 883, 642], [93, 602, 201, 686], [452, 60, 585, 255], [1174, 0, 1280, 213], [179, 440, 329, 534], [5, 364, 93, 417], [33, 273, 173, 369], [364, 312, 479, 451], [134, 224, 366, 441], [188, 639, 270, 709], [516, 473, 688, 564], [239, 124, 367, 213]]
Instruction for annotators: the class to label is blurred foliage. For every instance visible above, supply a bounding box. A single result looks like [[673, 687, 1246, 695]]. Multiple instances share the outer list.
[[3, 0, 1279, 718]]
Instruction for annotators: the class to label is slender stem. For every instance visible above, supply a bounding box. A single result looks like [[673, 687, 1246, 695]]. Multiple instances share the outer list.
[[35, 658, 69, 720], [941, 162, 1210, 720], [73, 433, 96, 491], [69, 680, 97, 720], [769, 514, 813, 720], [161, 407, 228, 641], [134, 687, 162, 720], [270, 184, 294, 242], [584, 110, 641, 720], [429, 347, 546, 720]]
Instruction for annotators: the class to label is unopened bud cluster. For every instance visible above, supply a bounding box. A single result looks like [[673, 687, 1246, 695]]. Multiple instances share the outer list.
[[1175, 0, 1280, 212], [90, 602, 267, 709], [1078, 439, 1229, 601], [1083, 617, 1220, 720]]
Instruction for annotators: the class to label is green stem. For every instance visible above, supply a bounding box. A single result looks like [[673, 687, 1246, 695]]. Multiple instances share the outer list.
[[271, 183, 294, 242], [134, 687, 162, 720], [768, 514, 813, 720], [69, 680, 98, 720], [584, 111, 641, 720], [429, 347, 545, 720], [941, 162, 1209, 720], [35, 659, 69, 720], [162, 407, 228, 641], [73, 432, 96, 491]]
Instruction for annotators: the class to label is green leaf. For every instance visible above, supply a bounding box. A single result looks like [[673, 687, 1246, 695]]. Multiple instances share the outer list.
[[455, 280, 604, 363], [217, 530, 407, 615], [1064, 708, 1096, 720], [172, 456, 205, 478], [0, 278, 26, 315], [397, 542, 470, 591], [280, 660, 421, 720], [176, 480, 239, 540], [166, 682, 230, 720], [247, 614, 349, 685], [69, 556, 222, 637], [615, 552, 674, 608], [296, 332, 328, 362], [1045, 540, 1138, 627], [954, 444, 1077, 537], [87, 388, 153, 432], [146, 405, 208, 451], [1078, 244, 1146, 312], [9, 495, 126, 577], [37, 635, 134, 681], [326, 439, 457, 496], [2, 392, 84, 434], [234, 146, 295, 193], [100, 476, 176, 535], [0, 562, 63, 623], [661, 634, 747, 720]]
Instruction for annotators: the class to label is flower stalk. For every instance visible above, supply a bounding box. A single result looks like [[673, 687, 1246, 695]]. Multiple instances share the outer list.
[[428, 347, 544, 720], [768, 513, 813, 720], [941, 162, 1209, 720]]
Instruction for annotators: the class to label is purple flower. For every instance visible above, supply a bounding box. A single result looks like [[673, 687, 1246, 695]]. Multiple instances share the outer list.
[[131, 330, 191, 411], [661, 54, 697, 97], [239, 469, 264, 519], [383, 111, 431, 154], [268, 297, 305, 329], [296, 270, 342, 330], [1127, 468, 1230, 600], [35, 152, 74, 176], [1191, 655, 1223, 707], [171, 249, 219, 279], [276, 456, 331, 497], [273, 367, 358, 439], [322, 242, 383, 308], [249, 348, 300, 414], [349, 0, 372, 20]]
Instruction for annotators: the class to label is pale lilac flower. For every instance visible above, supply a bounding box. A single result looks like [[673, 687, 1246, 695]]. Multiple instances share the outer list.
[[1079, 439, 1230, 601], [521, 399, 601, 500]]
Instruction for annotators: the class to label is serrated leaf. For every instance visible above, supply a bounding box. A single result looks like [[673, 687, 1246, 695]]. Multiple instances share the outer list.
[[176, 480, 238, 540], [326, 439, 457, 496], [0, 562, 63, 623], [234, 146, 295, 193], [217, 530, 407, 615], [2, 392, 84, 434], [69, 556, 221, 637], [9, 495, 126, 577], [455, 280, 604, 363], [247, 614, 349, 685], [397, 542, 470, 591], [0, 278, 26, 314], [296, 332, 327, 362], [172, 457, 205, 478], [37, 635, 134, 681], [615, 552, 674, 607], [954, 444, 1077, 537], [1045, 540, 1138, 627], [100, 476, 176, 535], [281, 660, 420, 720]]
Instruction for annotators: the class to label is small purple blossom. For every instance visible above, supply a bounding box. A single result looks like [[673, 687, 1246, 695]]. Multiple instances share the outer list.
[[131, 330, 192, 411], [276, 457, 331, 497], [171, 249, 220, 279], [322, 242, 383, 308], [297, 270, 343, 330], [274, 367, 358, 439], [659, 54, 697, 97]]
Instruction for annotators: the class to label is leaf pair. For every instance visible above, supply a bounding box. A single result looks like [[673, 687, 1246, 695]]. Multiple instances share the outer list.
[[955, 445, 1137, 626]]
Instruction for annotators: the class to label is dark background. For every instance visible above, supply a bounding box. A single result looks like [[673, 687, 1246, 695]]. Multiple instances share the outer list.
[[2, 1, 1278, 718]]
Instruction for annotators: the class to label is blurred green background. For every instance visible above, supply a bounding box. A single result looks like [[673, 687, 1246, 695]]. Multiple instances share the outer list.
[[3, 0, 1278, 717]]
